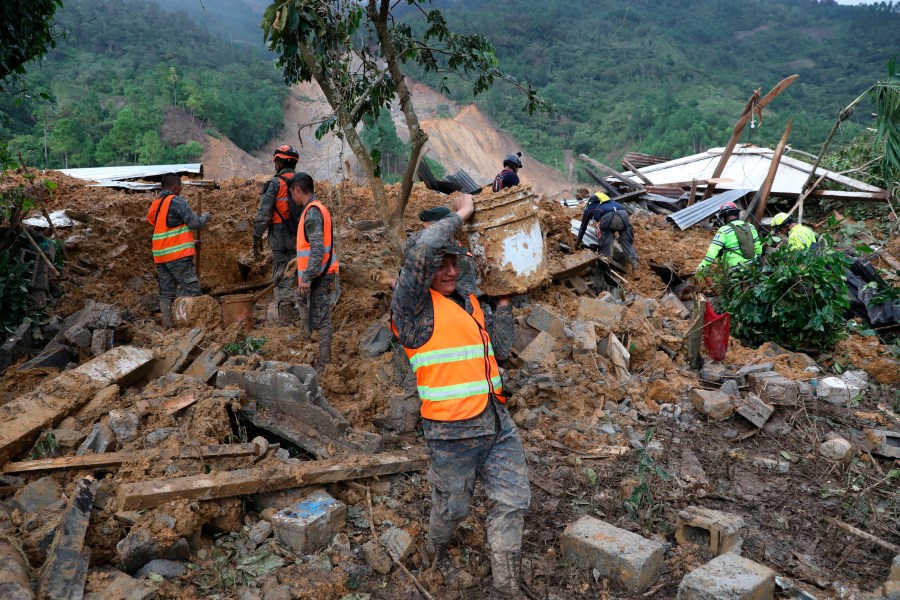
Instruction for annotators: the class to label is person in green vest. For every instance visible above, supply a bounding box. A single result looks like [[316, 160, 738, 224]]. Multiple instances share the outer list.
[[696, 201, 762, 274], [771, 212, 818, 251]]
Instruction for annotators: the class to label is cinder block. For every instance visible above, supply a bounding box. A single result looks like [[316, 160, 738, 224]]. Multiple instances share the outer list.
[[675, 507, 745, 555], [271, 490, 346, 555], [527, 305, 567, 338], [864, 430, 900, 459], [691, 389, 734, 420], [677, 553, 775, 600], [560, 516, 664, 592], [748, 372, 799, 406], [578, 298, 625, 323]]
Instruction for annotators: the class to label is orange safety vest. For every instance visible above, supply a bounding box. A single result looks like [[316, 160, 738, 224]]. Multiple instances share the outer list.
[[147, 195, 195, 264], [296, 199, 339, 278], [400, 290, 504, 421], [271, 172, 295, 225]]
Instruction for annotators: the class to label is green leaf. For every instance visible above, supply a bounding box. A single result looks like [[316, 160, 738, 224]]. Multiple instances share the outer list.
[[780, 450, 791, 460]]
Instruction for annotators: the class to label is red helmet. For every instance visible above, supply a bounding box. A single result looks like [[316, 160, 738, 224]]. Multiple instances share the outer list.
[[719, 201, 740, 217], [273, 144, 299, 162]]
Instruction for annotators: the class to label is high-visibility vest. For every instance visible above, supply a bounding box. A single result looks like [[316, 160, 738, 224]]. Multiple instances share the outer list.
[[147, 195, 195, 264], [401, 290, 504, 421], [789, 224, 817, 250], [296, 199, 339, 278], [270, 172, 295, 225]]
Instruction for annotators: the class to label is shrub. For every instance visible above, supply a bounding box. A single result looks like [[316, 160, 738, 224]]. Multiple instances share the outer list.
[[711, 236, 853, 351]]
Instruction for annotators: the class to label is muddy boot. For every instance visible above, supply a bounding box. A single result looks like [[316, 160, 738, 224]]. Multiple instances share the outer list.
[[425, 541, 476, 589], [277, 301, 295, 326], [490, 552, 524, 599], [317, 329, 332, 372], [159, 298, 174, 329]]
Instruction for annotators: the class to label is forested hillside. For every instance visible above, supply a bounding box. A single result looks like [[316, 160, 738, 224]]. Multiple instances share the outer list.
[[2, 0, 286, 169], [410, 0, 900, 170]]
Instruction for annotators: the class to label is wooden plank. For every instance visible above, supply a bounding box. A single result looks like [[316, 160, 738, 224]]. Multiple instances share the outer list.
[[2, 443, 260, 474], [37, 476, 98, 600], [579, 154, 644, 191], [751, 118, 793, 222], [622, 158, 655, 187], [808, 190, 891, 201], [0, 347, 154, 465], [119, 450, 430, 510], [583, 167, 622, 198], [686, 295, 707, 370], [688, 179, 698, 207]]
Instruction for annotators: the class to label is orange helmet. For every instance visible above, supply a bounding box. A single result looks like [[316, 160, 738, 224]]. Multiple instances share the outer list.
[[273, 144, 299, 162]]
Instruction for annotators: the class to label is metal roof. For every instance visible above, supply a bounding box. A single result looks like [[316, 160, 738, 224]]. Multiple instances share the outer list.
[[620, 145, 881, 194], [667, 188, 755, 230], [59, 163, 203, 183]]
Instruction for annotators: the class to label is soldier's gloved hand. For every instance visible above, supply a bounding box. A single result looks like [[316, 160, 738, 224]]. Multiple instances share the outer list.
[[252, 236, 263, 258], [200, 212, 212, 226]]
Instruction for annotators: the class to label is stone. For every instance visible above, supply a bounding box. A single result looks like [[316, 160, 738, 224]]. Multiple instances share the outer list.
[[0, 323, 32, 374], [570, 321, 597, 354], [864, 429, 900, 459], [751, 457, 790, 473], [736, 362, 774, 376], [134, 559, 187, 580], [748, 372, 799, 407], [83, 568, 158, 600], [48, 428, 87, 452], [560, 516, 664, 592], [699, 363, 727, 383], [109, 410, 140, 443], [883, 580, 900, 600], [144, 427, 176, 447], [819, 437, 852, 461], [676, 507, 745, 556], [816, 376, 864, 405], [248, 520, 273, 545], [359, 323, 392, 357], [379, 527, 414, 560], [578, 297, 625, 323], [660, 292, 690, 319], [13, 476, 60, 513], [691, 389, 734, 421], [91, 328, 114, 356], [679, 448, 709, 487], [518, 331, 557, 364], [735, 394, 774, 428], [527, 305, 567, 338], [271, 490, 346, 555], [116, 530, 189, 573], [719, 380, 740, 398], [677, 552, 775, 600], [362, 539, 393, 574], [77, 423, 115, 455], [633, 297, 659, 318], [18, 340, 76, 371]]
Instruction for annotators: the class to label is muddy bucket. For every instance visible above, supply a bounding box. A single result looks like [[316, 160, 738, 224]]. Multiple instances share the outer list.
[[221, 294, 255, 328], [462, 185, 547, 295]]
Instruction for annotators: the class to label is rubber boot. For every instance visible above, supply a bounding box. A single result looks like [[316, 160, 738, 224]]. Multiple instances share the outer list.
[[424, 541, 476, 589], [159, 298, 174, 329], [490, 552, 524, 599]]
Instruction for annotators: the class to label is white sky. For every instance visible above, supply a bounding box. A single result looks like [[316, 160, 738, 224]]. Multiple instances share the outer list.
[[833, 0, 872, 4]]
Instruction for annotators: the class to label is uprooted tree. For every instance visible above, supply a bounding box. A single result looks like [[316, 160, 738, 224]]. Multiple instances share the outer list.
[[262, 0, 551, 255]]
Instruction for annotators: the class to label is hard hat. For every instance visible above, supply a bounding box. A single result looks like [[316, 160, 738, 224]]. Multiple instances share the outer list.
[[503, 152, 523, 169], [590, 191, 611, 203], [719, 201, 740, 217], [771, 212, 793, 228], [273, 144, 299, 161]]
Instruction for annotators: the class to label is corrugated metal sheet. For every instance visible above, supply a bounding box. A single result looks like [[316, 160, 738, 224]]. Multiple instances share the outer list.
[[666, 189, 754, 230], [59, 163, 203, 182], [445, 169, 481, 194]]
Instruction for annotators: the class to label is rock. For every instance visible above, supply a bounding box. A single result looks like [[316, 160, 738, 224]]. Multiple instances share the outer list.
[[560, 515, 664, 592], [569, 321, 597, 354], [817, 376, 864, 405], [248, 520, 273, 545], [891, 554, 900, 581], [91, 328, 115, 356], [735, 362, 774, 376], [109, 410, 140, 443], [83, 568, 158, 600], [379, 527, 414, 560], [691, 389, 734, 420], [518, 331, 557, 364], [751, 457, 790, 473], [527, 305, 567, 338], [677, 552, 775, 600], [633, 297, 659, 318], [660, 292, 690, 319], [734, 394, 774, 428], [819, 437, 852, 461], [13, 476, 60, 513], [48, 428, 86, 452], [522, 409, 540, 430], [578, 298, 625, 323], [116, 530, 189, 573], [18, 340, 76, 371], [362, 539, 392, 574], [359, 323, 392, 357], [77, 423, 115, 455], [134, 559, 186, 580], [748, 372, 799, 406], [144, 427, 176, 447], [676, 507, 745, 556], [271, 490, 346, 555], [719, 380, 740, 398], [0, 323, 32, 374], [699, 363, 727, 383]]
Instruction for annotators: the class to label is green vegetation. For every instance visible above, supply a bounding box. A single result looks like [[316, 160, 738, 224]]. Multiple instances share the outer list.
[[0, 0, 63, 90], [2, 0, 287, 169], [223, 336, 267, 357], [711, 238, 853, 351]]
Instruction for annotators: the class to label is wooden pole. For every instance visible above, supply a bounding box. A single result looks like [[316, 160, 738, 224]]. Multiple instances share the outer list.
[[584, 167, 622, 198], [579, 154, 644, 191], [22, 228, 61, 277], [622, 158, 655, 187], [688, 179, 698, 207], [686, 294, 707, 370], [752, 118, 793, 223]]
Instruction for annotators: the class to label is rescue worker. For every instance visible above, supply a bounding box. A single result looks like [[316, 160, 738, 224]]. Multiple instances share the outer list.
[[391, 193, 529, 599], [771, 212, 818, 250], [492, 152, 523, 192], [697, 201, 762, 274], [147, 173, 211, 328], [253, 144, 299, 325], [290, 173, 339, 371], [575, 191, 639, 270]]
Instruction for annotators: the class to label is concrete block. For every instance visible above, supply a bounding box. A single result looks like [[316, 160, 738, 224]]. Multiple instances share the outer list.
[[362, 539, 392, 574], [360, 323, 393, 357], [691, 389, 734, 420], [676, 507, 745, 555], [817, 376, 864, 405], [735, 394, 774, 428], [518, 331, 557, 364], [0, 323, 32, 373], [748, 372, 799, 407], [560, 516, 664, 592], [578, 297, 625, 323], [570, 321, 597, 354], [379, 527, 414, 560], [736, 363, 774, 376], [527, 305, 567, 338], [217, 369, 316, 405], [677, 552, 775, 600], [864, 429, 900, 459], [271, 490, 346, 555]]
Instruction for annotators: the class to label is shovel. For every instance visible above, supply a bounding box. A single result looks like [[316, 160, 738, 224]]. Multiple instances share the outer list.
[[249, 258, 297, 304]]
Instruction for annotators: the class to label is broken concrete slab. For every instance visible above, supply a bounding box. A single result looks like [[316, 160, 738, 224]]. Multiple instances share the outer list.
[[677, 552, 775, 600], [676, 507, 745, 556], [817, 376, 865, 405], [182, 343, 225, 384], [736, 362, 774, 377], [864, 429, 900, 459], [272, 490, 346, 555], [660, 292, 690, 319], [518, 331, 557, 364], [560, 515, 664, 592], [735, 394, 774, 428], [0, 323, 32, 374], [691, 389, 734, 421], [748, 372, 800, 407], [54, 300, 121, 346], [527, 305, 567, 338], [359, 323, 392, 357], [217, 369, 320, 406], [0, 345, 153, 464], [146, 328, 205, 380], [578, 297, 625, 323]]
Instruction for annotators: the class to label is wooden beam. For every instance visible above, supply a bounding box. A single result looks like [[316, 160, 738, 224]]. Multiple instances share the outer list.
[[119, 450, 430, 510], [583, 167, 621, 198], [649, 177, 734, 189], [579, 154, 644, 191], [688, 179, 699, 207], [808, 190, 891, 202], [786, 173, 827, 222], [686, 295, 707, 370], [2, 443, 261, 474], [622, 158, 654, 187], [752, 118, 793, 222]]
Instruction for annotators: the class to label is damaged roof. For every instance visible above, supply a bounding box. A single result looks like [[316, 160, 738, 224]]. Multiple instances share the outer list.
[[58, 163, 203, 184]]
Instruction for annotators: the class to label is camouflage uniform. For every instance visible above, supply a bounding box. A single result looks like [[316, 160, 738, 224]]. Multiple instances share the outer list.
[[254, 168, 298, 312], [403, 228, 481, 296], [391, 214, 529, 573], [154, 189, 208, 326], [298, 200, 339, 369]]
